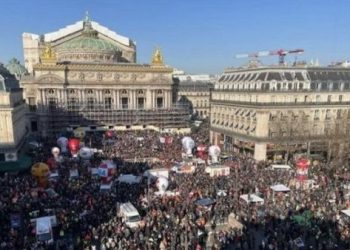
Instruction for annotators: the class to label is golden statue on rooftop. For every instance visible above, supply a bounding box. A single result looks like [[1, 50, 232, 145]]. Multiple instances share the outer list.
[[41, 43, 56, 62], [152, 47, 164, 65]]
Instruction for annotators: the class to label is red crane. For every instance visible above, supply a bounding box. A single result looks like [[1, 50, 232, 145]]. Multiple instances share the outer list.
[[236, 48, 304, 65]]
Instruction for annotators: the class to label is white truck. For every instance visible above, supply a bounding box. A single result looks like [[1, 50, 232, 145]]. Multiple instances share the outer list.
[[144, 168, 169, 179], [118, 202, 142, 229]]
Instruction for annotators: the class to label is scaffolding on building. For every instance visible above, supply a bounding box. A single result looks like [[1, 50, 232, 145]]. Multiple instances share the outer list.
[[36, 101, 190, 133]]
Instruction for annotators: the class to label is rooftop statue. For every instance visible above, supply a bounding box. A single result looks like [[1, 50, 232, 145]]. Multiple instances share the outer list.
[[152, 48, 164, 65], [42, 43, 56, 60]]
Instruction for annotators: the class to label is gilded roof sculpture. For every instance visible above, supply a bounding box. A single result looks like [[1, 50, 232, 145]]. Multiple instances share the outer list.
[[152, 48, 164, 66]]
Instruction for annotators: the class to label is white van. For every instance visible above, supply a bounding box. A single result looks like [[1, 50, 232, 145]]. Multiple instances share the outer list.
[[118, 202, 141, 229]]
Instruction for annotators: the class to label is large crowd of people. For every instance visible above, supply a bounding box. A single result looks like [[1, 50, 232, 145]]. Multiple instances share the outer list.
[[1, 121, 350, 249]]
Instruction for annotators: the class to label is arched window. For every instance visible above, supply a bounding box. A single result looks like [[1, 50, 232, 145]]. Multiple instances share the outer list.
[[121, 89, 128, 95], [138, 90, 144, 95], [157, 90, 163, 94], [48, 89, 55, 94], [87, 89, 93, 94]]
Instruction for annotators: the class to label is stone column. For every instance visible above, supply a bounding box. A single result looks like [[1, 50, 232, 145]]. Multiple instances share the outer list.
[[128, 90, 132, 109], [114, 90, 118, 109], [146, 89, 152, 109], [151, 90, 154, 108], [40, 89, 44, 105], [168, 90, 172, 107], [130, 90, 134, 109], [81, 90, 85, 104], [99, 90, 103, 104], [213, 132, 219, 145], [254, 143, 267, 161], [164, 91, 168, 108], [62, 88, 67, 106], [255, 111, 269, 138], [210, 131, 214, 144], [58, 89, 62, 103], [134, 91, 137, 109], [79, 89, 83, 102]]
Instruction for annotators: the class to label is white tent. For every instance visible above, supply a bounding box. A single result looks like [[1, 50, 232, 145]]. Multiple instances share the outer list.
[[270, 184, 290, 192], [100, 182, 113, 190], [144, 168, 169, 179], [205, 165, 230, 177], [240, 194, 264, 204], [117, 174, 142, 184], [217, 190, 227, 197], [49, 172, 59, 179], [154, 191, 179, 197], [341, 209, 350, 217], [270, 164, 291, 170]]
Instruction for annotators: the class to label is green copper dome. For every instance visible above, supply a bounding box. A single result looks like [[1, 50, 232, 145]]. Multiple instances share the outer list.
[[5, 58, 27, 77], [61, 36, 118, 51]]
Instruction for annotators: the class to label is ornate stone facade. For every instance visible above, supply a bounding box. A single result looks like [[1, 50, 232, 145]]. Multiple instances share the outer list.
[[211, 66, 350, 161], [21, 16, 189, 136], [0, 65, 27, 162]]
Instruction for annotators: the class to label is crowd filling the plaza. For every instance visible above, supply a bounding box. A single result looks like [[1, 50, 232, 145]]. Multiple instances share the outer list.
[[1, 121, 350, 250]]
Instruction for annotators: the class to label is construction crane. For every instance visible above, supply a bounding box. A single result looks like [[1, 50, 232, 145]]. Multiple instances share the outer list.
[[236, 48, 304, 65]]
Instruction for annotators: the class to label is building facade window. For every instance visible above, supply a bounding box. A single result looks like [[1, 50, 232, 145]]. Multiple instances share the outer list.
[[121, 97, 128, 109], [314, 110, 320, 120], [157, 97, 163, 108], [87, 98, 94, 109], [104, 97, 112, 109], [48, 98, 57, 110], [137, 97, 145, 109], [327, 95, 332, 102], [337, 109, 342, 119], [68, 98, 77, 110]]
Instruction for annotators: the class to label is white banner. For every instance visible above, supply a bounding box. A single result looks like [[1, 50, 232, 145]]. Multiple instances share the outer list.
[[36, 217, 51, 235]]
